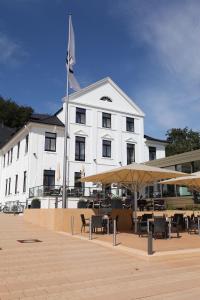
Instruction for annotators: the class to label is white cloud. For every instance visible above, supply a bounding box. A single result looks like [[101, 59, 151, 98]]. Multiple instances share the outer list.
[[0, 33, 27, 67], [114, 0, 200, 134]]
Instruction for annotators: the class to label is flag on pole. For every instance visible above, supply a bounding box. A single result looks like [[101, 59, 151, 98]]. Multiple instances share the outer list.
[[66, 16, 81, 92]]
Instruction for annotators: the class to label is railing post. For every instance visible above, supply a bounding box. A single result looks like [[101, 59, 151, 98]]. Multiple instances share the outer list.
[[113, 219, 117, 246], [147, 219, 150, 233], [55, 197, 58, 208], [89, 217, 92, 240], [107, 218, 110, 235], [70, 216, 74, 235], [168, 218, 171, 239], [185, 217, 189, 231], [148, 231, 153, 255]]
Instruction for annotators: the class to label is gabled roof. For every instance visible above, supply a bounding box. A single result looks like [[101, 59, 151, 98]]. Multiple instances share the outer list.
[[0, 114, 64, 149], [55, 77, 145, 117], [29, 114, 64, 127], [0, 125, 16, 148], [144, 134, 168, 144]]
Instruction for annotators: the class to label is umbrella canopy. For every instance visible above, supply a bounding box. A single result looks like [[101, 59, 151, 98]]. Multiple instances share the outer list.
[[81, 162, 187, 191], [81, 162, 186, 233], [160, 171, 200, 192]]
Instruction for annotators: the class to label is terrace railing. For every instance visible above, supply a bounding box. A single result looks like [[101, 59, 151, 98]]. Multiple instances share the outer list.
[[29, 185, 109, 199]]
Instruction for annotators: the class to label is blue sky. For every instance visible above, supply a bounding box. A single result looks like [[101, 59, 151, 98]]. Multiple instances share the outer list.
[[1, 0, 200, 138]]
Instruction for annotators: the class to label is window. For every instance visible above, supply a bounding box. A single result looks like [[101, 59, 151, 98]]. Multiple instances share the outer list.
[[25, 135, 29, 153], [8, 177, 11, 195], [3, 155, 5, 167], [76, 107, 86, 124], [75, 136, 85, 161], [126, 117, 134, 132], [15, 175, 18, 194], [149, 146, 156, 161], [127, 143, 135, 164], [102, 113, 111, 128], [17, 142, 20, 159], [10, 148, 13, 164], [7, 151, 10, 165], [23, 171, 27, 193], [102, 140, 111, 158], [100, 96, 112, 102], [5, 179, 8, 196], [43, 170, 55, 187], [45, 132, 56, 152]]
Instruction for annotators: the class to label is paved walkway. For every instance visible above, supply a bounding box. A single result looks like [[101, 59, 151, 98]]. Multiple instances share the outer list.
[[1, 214, 200, 299]]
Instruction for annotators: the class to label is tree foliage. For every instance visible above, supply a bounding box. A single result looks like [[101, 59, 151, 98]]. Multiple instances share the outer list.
[[166, 127, 200, 156], [0, 95, 34, 129]]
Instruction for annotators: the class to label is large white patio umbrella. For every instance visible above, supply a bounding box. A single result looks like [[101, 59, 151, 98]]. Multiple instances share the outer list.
[[161, 171, 200, 192], [81, 162, 186, 232]]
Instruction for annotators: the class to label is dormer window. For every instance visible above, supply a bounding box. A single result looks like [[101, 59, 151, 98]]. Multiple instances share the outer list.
[[100, 96, 112, 102]]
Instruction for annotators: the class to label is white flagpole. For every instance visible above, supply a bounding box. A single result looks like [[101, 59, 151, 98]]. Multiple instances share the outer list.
[[62, 14, 71, 208]]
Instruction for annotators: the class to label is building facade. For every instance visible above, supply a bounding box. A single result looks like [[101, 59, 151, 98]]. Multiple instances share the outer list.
[[0, 78, 167, 207]]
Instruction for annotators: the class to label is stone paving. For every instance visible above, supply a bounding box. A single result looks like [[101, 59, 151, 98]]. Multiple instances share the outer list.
[[1, 214, 200, 299]]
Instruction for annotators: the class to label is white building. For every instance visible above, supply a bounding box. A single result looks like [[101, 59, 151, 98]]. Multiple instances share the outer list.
[[0, 78, 167, 208]]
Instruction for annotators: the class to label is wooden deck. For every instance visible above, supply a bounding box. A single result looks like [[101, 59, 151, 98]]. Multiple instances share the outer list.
[[1, 214, 200, 299]]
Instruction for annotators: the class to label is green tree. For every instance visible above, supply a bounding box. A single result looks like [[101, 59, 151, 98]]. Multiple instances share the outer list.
[[166, 127, 200, 156], [0, 96, 33, 129]]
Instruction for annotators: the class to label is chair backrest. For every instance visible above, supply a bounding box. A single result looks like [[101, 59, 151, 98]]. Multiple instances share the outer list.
[[80, 214, 86, 226], [142, 214, 153, 221], [154, 217, 166, 233], [91, 215, 103, 228], [173, 214, 184, 227]]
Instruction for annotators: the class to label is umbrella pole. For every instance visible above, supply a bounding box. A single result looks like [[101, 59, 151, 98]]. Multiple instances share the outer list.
[[134, 191, 138, 233]]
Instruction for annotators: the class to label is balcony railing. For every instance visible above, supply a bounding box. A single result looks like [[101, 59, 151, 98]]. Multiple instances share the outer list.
[[29, 185, 108, 199]]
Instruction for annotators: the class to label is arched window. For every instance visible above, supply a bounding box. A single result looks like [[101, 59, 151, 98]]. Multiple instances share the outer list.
[[100, 96, 112, 102]]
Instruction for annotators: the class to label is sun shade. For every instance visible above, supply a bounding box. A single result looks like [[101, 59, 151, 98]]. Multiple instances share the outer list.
[[81, 162, 187, 191], [160, 171, 200, 191]]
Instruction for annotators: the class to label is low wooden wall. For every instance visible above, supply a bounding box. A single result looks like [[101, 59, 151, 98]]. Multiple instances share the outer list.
[[24, 208, 200, 234]]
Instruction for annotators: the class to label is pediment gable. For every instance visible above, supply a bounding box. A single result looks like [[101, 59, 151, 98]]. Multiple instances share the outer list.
[[101, 134, 114, 140], [126, 138, 137, 143], [74, 130, 88, 137], [62, 77, 145, 117]]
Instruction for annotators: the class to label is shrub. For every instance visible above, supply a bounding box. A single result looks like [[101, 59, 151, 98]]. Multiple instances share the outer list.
[[77, 200, 87, 208], [31, 198, 41, 209]]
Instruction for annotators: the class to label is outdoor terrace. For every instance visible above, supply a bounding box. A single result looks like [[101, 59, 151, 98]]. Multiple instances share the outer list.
[[2, 213, 200, 299], [24, 208, 200, 256]]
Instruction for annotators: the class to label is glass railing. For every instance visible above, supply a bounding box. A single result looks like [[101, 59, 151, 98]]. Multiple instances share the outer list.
[[29, 185, 110, 199]]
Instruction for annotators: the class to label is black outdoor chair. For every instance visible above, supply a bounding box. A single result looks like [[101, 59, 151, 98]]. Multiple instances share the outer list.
[[91, 215, 104, 233], [138, 214, 153, 237], [187, 216, 198, 234], [123, 198, 131, 209], [80, 214, 90, 233], [172, 214, 185, 231], [170, 215, 182, 238], [153, 217, 168, 239], [101, 198, 111, 208], [146, 201, 154, 211], [154, 199, 166, 211]]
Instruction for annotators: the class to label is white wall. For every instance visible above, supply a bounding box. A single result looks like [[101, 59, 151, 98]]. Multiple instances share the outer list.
[[0, 123, 64, 205], [0, 78, 166, 206], [143, 140, 166, 162]]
